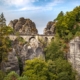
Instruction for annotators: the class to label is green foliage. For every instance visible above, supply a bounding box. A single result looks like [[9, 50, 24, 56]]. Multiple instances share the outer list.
[[16, 37, 26, 45], [22, 58, 76, 80], [0, 7, 79, 80], [4, 71, 19, 80], [47, 60, 57, 80], [0, 70, 6, 80], [55, 11, 64, 21], [55, 6, 80, 42], [55, 58, 76, 80], [3, 71, 28, 80], [0, 13, 6, 27], [22, 58, 48, 80], [0, 13, 13, 64], [48, 58, 76, 80], [38, 37, 47, 48], [45, 33, 76, 80], [73, 6, 80, 21], [18, 76, 28, 80], [45, 40, 65, 61], [0, 26, 13, 66]]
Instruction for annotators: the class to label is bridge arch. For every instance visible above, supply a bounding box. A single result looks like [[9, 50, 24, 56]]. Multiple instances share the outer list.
[[44, 37, 48, 42], [29, 36, 35, 42], [51, 37, 54, 41]]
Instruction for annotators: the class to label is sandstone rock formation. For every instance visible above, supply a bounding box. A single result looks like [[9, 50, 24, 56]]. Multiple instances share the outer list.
[[16, 37, 45, 64], [2, 36, 45, 74], [8, 17, 38, 35], [44, 21, 55, 35], [69, 37, 80, 76], [1, 48, 20, 74]]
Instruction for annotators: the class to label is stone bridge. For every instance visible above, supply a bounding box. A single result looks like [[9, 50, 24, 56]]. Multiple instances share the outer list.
[[9, 34, 54, 42]]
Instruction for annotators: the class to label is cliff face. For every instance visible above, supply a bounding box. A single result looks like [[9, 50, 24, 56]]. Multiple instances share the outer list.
[[1, 48, 20, 74], [43, 21, 55, 35], [4, 18, 55, 74], [8, 17, 38, 35], [69, 37, 80, 76], [1, 37, 45, 74]]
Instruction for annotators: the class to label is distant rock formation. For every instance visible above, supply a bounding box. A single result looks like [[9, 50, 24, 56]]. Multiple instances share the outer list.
[[43, 21, 55, 35], [8, 17, 38, 35]]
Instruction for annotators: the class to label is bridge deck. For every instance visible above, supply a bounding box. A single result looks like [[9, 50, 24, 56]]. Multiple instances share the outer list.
[[10, 34, 54, 36]]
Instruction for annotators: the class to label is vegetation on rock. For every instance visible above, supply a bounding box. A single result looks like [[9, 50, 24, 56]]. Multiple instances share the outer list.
[[0, 6, 80, 80], [0, 13, 13, 68]]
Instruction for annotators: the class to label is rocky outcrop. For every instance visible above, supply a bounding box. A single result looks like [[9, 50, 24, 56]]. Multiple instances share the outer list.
[[1, 48, 20, 74], [44, 21, 55, 35], [17, 37, 45, 64], [11, 36, 45, 62], [69, 37, 80, 76], [8, 17, 38, 35], [3, 37, 45, 74]]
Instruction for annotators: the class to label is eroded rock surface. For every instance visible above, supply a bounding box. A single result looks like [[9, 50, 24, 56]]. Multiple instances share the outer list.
[[2, 36, 45, 74], [44, 21, 55, 35], [8, 17, 38, 35], [20, 37, 45, 64], [69, 37, 80, 76], [1, 48, 20, 74]]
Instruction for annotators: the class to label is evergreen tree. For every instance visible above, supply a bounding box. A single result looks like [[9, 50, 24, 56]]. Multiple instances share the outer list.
[[0, 13, 6, 27], [54, 11, 64, 21]]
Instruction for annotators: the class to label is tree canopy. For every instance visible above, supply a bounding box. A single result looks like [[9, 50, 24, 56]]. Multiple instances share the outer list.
[[55, 6, 80, 42]]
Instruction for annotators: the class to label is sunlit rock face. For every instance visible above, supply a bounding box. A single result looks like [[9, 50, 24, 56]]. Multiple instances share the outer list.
[[20, 37, 45, 64], [69, 37, 80, 75], [8, 17, 38, 35], [1, 48, 20, 74], [43, 21, 55, 35], [27, 37, 44, 59]]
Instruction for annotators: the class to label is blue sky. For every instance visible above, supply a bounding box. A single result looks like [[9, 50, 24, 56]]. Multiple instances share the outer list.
[[0, 0, 80, 34]]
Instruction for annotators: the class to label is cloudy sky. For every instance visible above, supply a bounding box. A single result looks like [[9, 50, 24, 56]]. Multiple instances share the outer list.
[[0, 0, 80, 34]]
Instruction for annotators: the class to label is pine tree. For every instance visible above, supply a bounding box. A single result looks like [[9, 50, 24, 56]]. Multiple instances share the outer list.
[[0, 13, 6, 27], [55, 11, 64, 21]]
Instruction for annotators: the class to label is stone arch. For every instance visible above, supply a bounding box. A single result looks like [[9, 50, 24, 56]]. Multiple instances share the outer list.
[[45, 37, 48, 42], [29, 36, 39, 49], [51, 37, 54, 41], [29, 36, 35, 42], [13, 37, 24, 44]]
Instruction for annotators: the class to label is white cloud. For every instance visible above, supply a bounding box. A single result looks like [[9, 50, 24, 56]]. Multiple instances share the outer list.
[[47, 0, 64, 7], [19, 6, 41, 11], [19, 6, 53, 11], [18, 0, 64, 11], [2, 0, 64, 11], [3, 0, 36, 7]]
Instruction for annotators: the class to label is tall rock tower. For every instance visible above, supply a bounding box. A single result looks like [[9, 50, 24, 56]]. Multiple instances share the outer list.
[[8, 17, 38, 35]]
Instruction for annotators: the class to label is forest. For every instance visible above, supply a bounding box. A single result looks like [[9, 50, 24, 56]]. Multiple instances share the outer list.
[[0, 6, 80, 80]]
